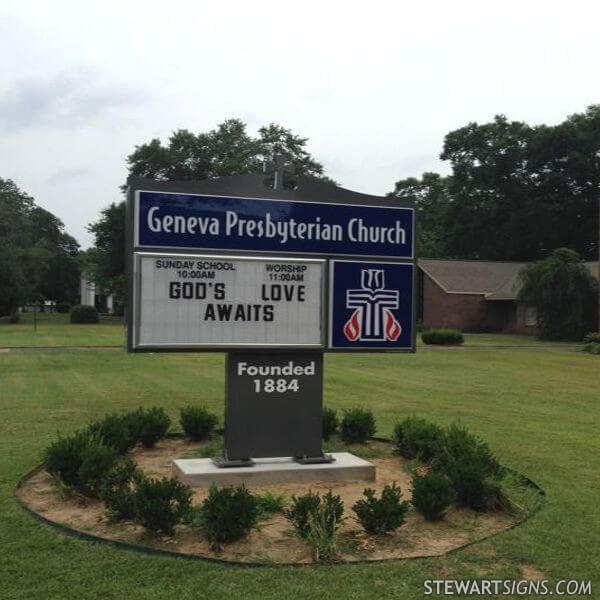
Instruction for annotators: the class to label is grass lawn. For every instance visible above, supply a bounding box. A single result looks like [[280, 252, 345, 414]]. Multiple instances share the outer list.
[[0, 313, 574, 350], [1, 334, 598, 599], [0, 313, 124, 347]]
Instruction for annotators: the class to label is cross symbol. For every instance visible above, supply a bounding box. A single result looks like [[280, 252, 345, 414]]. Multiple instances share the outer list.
[[263, 154, 295, 190]]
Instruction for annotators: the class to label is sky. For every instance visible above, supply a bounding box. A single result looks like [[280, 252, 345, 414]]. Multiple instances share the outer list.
[[1, 0, 599, 248]]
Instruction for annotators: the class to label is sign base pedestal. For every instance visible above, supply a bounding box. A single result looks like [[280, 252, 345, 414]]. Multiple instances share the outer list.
[[173, 452, 375, 487], [294, 453, 335, 465], [211, 453, 255, 469]]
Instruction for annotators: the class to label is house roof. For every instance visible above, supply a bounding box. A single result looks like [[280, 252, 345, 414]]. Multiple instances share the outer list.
[[418, 258, 598, 300]]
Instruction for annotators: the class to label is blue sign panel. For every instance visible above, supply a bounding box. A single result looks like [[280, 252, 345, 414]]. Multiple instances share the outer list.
[[136, 191, 413, 258], [329, 260, 414, 349]]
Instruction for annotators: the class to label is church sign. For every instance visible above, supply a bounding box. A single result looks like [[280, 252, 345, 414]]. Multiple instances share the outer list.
[[135, 190, 413, 259], [132, 253, 324, 350], [126, 174, 415, 465]]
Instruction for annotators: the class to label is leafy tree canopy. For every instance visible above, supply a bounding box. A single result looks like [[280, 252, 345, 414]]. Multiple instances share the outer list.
[[0, 178, 80, 315], [388, 172, 451, 258], [517, 248, 598, 341], [390, 106, 600, 261], [88, 119, 331, 300], [125, 119, 329, 186]]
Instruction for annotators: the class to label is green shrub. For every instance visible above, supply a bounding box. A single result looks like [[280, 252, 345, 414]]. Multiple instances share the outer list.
[[55, 301, 71, 314], [255, 491, 287, 515], [411, 472, 455, 520], [100, 459, 141, 521], [584, 332, 600, 343], [393, 416, 444, 461], [322, 406, 339, 441], [285, 490, 322, 538], [179, 405, 218, 441], [436, 423, 504, 510], [0, 313, 20, 324], [77, 441, 121, 497], [285, 490, 343, 538], [340, 407, 376, 443], [88, 413, 138, 454], [193, 484, 259, 551], [134, 407, 171, 448], [44, 430, 91, 489], [421, 329, 464, 345], [352, 483, 410, 534], [70, 304, 99, 324], [43, 431, 119, 497], [134, 476, 192, 535], [584, 342, 600, 354]]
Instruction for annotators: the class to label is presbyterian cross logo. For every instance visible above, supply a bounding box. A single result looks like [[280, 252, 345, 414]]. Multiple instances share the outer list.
[[343, 269, 402, 342]]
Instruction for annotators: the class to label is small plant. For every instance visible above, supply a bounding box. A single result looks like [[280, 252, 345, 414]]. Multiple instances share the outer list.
[[306, 504, 341, 562], [179, 405, 218, 441], [134, 407, 171, 448], [421, 329, 464, 345], [134, 476, 192, 535], [88, 413, 138, 455], [352, 483, 410, 534], [411, 471, 455, 520], [180, 436, 224, 459], [70, 304, 99, 324], [285, 490, 322, 538], [322, 406, 339, 441], [193, 484, 259, 551], [43, 431, 119, 497], [436, 423, 504, 510], [340, 407, 376, 443], [255, 491, 287, 516], [393, 416, 444, 461], [100, 459, 141, 521]]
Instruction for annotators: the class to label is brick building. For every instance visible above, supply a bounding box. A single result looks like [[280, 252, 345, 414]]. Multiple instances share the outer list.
[[418, 259, 598, 334]]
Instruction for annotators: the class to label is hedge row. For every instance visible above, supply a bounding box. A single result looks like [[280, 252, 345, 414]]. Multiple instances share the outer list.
[[421, 328, 464, 345]]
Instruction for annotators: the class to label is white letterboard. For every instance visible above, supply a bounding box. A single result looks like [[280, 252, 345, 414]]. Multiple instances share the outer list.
[[134, 253, 324, 348]]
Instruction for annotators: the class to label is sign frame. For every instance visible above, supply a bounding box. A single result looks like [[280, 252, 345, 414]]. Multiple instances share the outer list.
[[131, 251, 327, 351], [126, 175, 417, 354], [134, 189, 415, 260]]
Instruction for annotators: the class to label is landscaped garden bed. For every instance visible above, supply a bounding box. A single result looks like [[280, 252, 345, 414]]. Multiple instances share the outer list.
[[15, 407, 544, 565]]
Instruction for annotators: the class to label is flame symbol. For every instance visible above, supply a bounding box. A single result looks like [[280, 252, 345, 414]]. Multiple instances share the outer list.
[[343, 308, 361, 341], [361, 269, 384, 291], [384, 309, 401, 341]]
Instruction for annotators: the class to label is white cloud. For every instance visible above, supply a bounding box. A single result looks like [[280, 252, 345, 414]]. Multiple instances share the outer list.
[[0, 0, 599, 247], [0, 68, 147, 133]]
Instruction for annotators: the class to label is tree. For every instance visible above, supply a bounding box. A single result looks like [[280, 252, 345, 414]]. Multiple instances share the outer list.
[[440, 115, 538, 260], [0, 178, 80, 315], [124, 118, 328, 186], [88, 119, 331, 299], [398, 107, 600, 261], [85, 202, 126, 299], [388, 172, 451, 257], [0, 242, 28, 316], [517, 248, 598, 341]]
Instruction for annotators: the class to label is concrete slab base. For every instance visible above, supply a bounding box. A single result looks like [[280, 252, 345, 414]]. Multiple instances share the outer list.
[[172, 452, 375, 487]]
